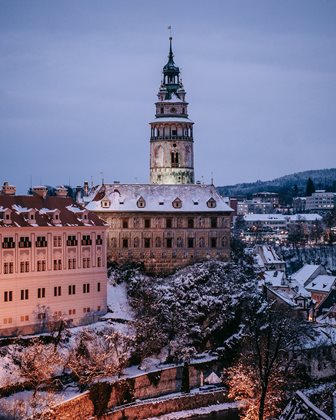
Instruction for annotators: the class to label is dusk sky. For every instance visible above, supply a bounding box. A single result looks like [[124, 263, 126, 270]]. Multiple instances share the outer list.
[[1, 0, 335, 193]]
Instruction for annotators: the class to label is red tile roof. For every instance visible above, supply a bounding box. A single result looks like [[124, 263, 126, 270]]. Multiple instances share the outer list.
[[0, 195, 106, 228]]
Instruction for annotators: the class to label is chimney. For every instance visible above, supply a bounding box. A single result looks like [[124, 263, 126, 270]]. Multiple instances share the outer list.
[[75, 186, 82, 204], [56, 186, 68, 198], [32, 186, 48, 199], [1, 182, 16, 196], [83, 181, 89, 196]]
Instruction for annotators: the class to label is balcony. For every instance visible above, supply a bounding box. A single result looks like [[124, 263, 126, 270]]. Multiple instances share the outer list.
[[150, 135, 192, 141]]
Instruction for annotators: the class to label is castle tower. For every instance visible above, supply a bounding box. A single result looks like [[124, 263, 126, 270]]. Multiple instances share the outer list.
[[150, 37, 195, 184]]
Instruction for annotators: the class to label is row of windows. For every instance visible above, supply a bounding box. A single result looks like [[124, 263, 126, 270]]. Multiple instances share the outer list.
[[3, 257, 102, 274], [1, 235, 103, 249], [120, 216, 223, 229], [115, 236, 229, 249], [3, 306, 103, 325], [3, 282, 101, 302]]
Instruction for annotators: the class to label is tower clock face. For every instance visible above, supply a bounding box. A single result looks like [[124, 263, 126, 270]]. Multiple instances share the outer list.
[[170, 107, 176, 113]]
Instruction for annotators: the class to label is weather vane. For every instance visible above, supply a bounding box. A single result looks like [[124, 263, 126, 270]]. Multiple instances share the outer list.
[[168, 25, 172, 37]]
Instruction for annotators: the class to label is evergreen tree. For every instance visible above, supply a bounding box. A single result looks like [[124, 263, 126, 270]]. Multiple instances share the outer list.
[[305, 177, 315, 196]]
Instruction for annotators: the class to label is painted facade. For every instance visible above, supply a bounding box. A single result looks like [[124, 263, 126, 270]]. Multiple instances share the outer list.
[[85, 184, 232, 273]]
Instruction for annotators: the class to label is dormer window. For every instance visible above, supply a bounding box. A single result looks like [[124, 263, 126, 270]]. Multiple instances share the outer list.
[[28, 209, 36, 224], [207, 198, 217, 208], [172, 198, 182, 209], [137, 197, 146, 208], [101, 199, 110, 208], [52, 210, 61, 224]]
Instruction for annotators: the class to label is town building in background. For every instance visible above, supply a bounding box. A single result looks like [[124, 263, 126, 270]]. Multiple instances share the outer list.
[[305, 190, 336, 211], [0, 182, 107, 336]]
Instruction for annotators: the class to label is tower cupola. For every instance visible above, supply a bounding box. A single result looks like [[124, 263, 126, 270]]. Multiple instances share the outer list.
[[162, 37, 181, 99]]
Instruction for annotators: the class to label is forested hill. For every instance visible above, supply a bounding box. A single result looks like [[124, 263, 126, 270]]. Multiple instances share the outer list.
[[217, 168, 336, 200]]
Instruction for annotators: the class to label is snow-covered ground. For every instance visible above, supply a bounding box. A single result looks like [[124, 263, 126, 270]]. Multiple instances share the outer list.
[[106, 280, 135, 321], [0, 280, 134, 390]]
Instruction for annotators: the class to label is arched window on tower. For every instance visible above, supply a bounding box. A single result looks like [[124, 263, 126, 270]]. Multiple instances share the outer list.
[[171, 152, 179, 167]]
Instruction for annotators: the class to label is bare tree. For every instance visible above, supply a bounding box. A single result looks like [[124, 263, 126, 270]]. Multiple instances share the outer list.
[[0, 392, 57, 420], [66, 327, 133, 389], [224, 301, 312, 420], [9, 340, 63, 397]]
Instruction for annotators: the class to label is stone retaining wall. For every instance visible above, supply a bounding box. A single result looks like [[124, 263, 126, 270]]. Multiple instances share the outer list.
[[103, 389, 237, 420], [49, 360, 223, 419]]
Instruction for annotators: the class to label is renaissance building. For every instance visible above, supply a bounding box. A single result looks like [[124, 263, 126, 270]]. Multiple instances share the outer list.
[[84, 38, 232, 273]]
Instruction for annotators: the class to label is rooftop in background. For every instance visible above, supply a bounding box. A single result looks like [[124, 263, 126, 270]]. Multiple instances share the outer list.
[[291, 264, 327, 287]]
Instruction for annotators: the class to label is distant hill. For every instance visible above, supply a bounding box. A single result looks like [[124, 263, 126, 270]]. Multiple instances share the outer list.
[[217, 168, 336, 202]]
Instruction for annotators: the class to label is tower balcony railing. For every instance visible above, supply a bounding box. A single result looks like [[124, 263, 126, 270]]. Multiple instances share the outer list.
[[150, 135, 193, 141]]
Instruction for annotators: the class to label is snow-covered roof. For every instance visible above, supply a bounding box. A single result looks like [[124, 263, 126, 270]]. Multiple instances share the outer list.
[[292, 264, 323, 286], [244, 214, 286, 222], [0, 196, 106, 228], [258, 245, 284, 265], [244, 213, 322, 222], [267, 287, 298, 307], [305, 275, 336, 293], [150, 117, 193, 124], [157, 95, 184, 103], [289, 214, 322, 222], [204, 372, 221, 384], [12, 204, 33, 213], [85, 184, 233, 213], [263, 270, 286, 287], [288, 279, 311, 298]]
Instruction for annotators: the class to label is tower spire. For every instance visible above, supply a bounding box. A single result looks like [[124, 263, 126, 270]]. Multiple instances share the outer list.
[[168, 36, 173, 63]]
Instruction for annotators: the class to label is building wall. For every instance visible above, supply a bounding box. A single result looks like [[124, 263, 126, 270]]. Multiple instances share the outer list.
[[94, 211, 231, 273], [150, 137, 194, 184], [0, 226, 107, 336]]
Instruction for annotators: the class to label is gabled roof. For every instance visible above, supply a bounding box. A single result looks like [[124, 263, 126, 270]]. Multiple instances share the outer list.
[[305, 275, 336, 293], [292, 264, 325, 287]]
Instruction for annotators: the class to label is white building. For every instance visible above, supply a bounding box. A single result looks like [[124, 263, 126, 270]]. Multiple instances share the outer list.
[[306, 190, 335, 211]]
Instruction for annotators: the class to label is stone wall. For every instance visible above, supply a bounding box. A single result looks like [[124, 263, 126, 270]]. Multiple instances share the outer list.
[[49, 360, 222, 419], [104, 389, 237, 420]]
